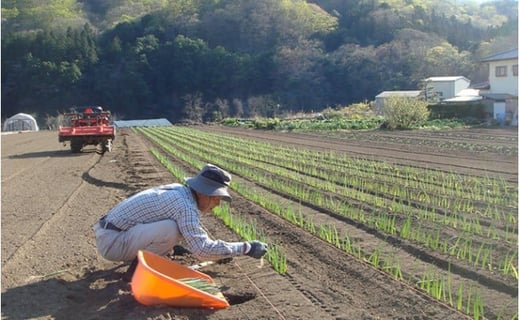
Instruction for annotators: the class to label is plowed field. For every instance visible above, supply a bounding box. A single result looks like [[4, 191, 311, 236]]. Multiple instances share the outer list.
[[2, 126, 517, 320]]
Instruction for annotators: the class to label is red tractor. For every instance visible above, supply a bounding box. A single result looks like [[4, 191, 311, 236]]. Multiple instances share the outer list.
[[58, 107, 116, 154]]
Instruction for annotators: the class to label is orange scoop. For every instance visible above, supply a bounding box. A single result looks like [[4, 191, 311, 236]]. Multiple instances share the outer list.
[[131, 250, 230, 309]]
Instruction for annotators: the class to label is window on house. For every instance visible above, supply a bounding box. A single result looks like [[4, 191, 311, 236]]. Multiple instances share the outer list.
[[513, 64, 518, 77], [495, 66, 507, 77]]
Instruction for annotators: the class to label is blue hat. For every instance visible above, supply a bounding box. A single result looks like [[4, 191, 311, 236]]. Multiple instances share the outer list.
[[185, 164, 232, 202]]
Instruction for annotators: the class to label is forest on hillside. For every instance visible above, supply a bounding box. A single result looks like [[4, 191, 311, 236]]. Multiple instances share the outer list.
[[1, 0, 518, 123]]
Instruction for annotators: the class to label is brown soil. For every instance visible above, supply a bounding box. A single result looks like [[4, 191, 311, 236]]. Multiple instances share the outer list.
[[1, 126, 517, 320]]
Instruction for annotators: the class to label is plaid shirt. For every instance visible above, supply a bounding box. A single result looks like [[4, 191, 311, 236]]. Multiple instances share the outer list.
[[105, 183, 243, 259]]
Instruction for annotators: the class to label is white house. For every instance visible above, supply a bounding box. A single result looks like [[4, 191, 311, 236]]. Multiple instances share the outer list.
[[482, 48, 518, 96], [423, 76, 471, 102], [375, 77, 471, 109], [480, 48, 518, 124]]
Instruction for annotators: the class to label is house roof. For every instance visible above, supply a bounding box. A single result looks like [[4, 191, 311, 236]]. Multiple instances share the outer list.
[[443, 96, 483, 103], [456, 88, 480, 97], [443, 88, 482, 103], [425, 76, 470, 82], [375, 90, 422, 98], [443, 90, 518, 103], [481, 93, 517, 100], [481, 48, 518, 62]]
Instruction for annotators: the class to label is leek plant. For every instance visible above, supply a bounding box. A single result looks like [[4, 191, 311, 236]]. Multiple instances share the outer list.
[[141, 126, 517, 320]]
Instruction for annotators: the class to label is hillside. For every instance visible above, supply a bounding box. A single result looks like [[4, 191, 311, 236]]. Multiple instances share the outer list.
[[1, 0, 517, 123]]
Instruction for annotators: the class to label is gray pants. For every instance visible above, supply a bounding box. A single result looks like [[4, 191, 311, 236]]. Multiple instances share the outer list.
[[93, 219, 180, 262]]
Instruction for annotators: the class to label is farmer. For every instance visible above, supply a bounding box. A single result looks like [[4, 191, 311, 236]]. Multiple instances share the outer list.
[[93, 163, 268, 281]]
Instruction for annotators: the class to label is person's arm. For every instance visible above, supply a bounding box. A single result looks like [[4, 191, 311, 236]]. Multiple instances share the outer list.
[[171, 191, 268, 260], [175, 206, 244, 260], [180, 216, 268, 260]]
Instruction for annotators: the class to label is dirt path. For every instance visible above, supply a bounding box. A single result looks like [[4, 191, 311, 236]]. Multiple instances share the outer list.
[[1, 130, 339, 320], [2, 128, 512, 319]]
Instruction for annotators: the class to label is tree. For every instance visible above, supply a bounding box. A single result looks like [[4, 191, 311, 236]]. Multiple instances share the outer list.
[[381, 96, 430, 129], [182, 93, 204, 122], [325, 43, 380, 105], [197, 0, 337, 53], [273, 39, 329, 111], [1, 0, 517, 122], [1, 0, 87, 33]]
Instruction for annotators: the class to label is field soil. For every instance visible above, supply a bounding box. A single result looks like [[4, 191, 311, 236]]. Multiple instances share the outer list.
[[1, 126, 517, 320]]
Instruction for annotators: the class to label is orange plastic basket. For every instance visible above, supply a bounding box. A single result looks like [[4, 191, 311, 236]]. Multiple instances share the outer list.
[[131, 250, 230, 309]]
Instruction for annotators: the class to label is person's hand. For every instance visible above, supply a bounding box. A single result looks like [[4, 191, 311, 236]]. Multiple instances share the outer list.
[[246, 240, 268, 259]]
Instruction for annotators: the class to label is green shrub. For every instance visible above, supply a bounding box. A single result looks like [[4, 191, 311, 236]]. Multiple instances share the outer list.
[[381, 96, 430, 129], [221, 117, 241, 126], [254, 117, 280, 130]]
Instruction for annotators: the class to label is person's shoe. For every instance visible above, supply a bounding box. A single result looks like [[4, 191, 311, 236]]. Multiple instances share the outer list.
[[122, 258, 138, 283], [172, 245, 192, 256]]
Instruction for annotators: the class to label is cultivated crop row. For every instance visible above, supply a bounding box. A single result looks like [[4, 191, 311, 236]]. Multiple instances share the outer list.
[[137, 126, 517, 319]]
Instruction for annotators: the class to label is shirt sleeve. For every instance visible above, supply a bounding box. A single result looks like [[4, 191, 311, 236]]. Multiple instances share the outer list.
[[174, 205, 244, 260]]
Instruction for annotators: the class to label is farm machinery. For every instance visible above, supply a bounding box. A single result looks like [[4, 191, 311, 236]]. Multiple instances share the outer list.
[[58, 106, 116, 154]]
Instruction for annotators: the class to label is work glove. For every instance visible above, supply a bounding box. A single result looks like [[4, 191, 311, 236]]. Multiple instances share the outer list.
[[245, 240, 268, 259]]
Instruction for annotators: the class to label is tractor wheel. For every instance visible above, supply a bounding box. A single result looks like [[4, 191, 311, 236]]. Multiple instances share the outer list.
[[95, 144, 104, 155], [70, 139, 83, 153]]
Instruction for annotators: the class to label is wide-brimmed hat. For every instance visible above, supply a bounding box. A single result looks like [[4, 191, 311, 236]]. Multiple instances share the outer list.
[[185, 164, 232, 202]]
